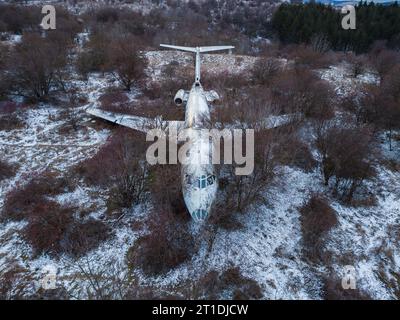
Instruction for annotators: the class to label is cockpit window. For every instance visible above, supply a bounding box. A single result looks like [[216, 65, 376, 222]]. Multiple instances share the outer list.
[[193, 209, 207, 220], [198, 175, 207, 189]]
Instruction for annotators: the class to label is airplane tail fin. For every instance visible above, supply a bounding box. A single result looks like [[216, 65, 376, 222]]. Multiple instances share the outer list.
[[160, 44, 234, 84]]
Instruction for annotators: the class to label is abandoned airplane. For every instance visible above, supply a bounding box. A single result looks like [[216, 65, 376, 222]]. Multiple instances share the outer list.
[[86, 44, 292, 221]]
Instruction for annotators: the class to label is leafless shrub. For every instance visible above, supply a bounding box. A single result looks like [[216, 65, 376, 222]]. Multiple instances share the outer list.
[[211, 82, 274, 125], [0, 4, 40, 33], [210, 128, 280, 228], [2, 171, 74, 222], [299, 194, 338, 263], [98, 90, 134, 115], [22, 200, 75, 257], [0, 113, 25, 131], [76, 31, 111, 76], [99, 91, 129, 109], [274, 132, 317, 172], [0, 101, 27, 130], [0, 264, 33, 299], [75, 129, 149, 214], [189, 267, 263, 299], [148, 163, 189, 221], [126, 209, 194, 276], [50, 7, 82, 43], [0, 159, 17, 182], [66, 255, 132, 299], [315, 123, 377, 201], [354, 68, 400, 151], [8, 33, 68, 101], [106, 36, 146, 91], [347, 53, 368, 78], [94, 6, 121, 24], [21, 197, 112, 258], [379, 65, 400, 150], [271, 68, 334, 119], [0, 44, 10, 98], [61, 219, 112, 258], [202, 71, 250, 101], [251, 57, 281, 85], [310, 34, 331, 53], [286, 44, 334, 69], [369, 44, 400, 81]]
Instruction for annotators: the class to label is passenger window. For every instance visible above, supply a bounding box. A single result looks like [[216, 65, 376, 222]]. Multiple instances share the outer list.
[[198, 175, 207, 189]]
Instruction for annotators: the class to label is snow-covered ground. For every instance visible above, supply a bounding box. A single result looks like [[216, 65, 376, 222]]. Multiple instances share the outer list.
[[1, 50, 400, 299], [319, 63, 379, 97], [145, 50, 259, 82]]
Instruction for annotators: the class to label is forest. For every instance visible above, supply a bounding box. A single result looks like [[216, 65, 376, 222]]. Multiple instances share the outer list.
[[272, 2, 400, 53]]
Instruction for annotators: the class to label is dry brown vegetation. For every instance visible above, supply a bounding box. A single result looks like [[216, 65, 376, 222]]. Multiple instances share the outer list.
[[271, 67, 334, 119], [0, 159, 17, 182], [126, 209, 194, 276], [0, 4, 41, 34], [188, 267, 263, 299], [299, 194, 338, 263], [106, 36, 146, 91], [315, 122, 377, 201], [1, 171, 74, 222], [22, 198, 112, 257], [148, 163, 189, 221], [0, 101, 27, 131], [0, 7, 81, 101], [75, 128, 149, 215], [7, 33, 69, 101], [1, 170, 111, 257]]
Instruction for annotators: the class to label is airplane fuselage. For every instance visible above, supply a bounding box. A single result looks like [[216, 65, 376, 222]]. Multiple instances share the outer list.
[[181, 83, 218, 221]]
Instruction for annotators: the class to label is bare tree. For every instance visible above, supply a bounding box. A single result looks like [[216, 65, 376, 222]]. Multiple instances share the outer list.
[[311, 33, 331, 53], [370, 47, 400, 81], [251, 57, 281, 86], [315, 122, 377, 201], [107, 36, 146, 91], [9, 33, 68, 100]]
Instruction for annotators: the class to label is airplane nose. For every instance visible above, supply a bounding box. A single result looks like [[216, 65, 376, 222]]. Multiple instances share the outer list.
[[190, 184, 218, 222], [192, 208, 209, 221]]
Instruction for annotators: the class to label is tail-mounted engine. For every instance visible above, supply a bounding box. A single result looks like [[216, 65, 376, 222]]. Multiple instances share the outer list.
[[174, 89, 220, 106], [174, 89, 188, 106], [204, 90, 219, 103]]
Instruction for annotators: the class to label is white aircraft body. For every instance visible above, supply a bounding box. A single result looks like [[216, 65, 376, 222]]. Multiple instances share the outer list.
[[86, 44, 295, 221]]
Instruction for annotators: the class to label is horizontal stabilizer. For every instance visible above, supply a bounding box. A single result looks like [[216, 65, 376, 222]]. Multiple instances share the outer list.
[[159, 44, 197, 53], [199, 46, 234, 53], [160, 43, 234, 84], [160, 44, 234, 53], [205, 90, 219, 102]]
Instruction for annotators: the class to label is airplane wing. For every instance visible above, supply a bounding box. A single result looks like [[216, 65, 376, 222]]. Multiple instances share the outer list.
[[225, 113, 300, 130], [260, 113, 299, 129], [86, 106, 185, 133]]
